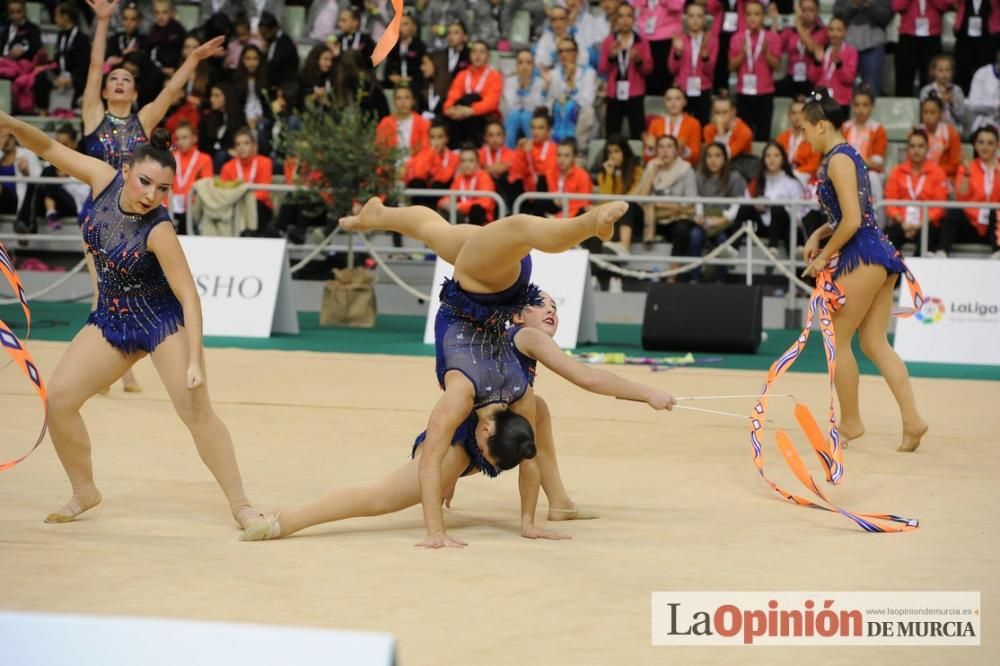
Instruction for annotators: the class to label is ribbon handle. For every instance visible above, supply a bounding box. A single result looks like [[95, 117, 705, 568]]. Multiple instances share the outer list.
[[370, 0, 404, 67]]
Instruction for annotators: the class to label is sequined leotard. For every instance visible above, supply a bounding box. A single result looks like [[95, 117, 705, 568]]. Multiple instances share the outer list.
[[817, 143, 907, 279], [82, 172, 183, 353], [80, 112, 148, 221]]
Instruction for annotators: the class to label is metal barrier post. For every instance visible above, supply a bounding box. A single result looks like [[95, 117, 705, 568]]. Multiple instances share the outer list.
[[786, 204, 801, 328], [744, 220, 753, 286]]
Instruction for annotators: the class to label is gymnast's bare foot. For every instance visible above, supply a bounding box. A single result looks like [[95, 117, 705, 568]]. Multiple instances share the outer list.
[[899, 419, 928, 452], [339, 197, 383, 233], [838, 420, 865, 449], [44, 487, 102, 523], [122, 374, 142, 393], [240, 513, 282, 541], [547, 503, 599, 521], [583, 201, 628, 241]]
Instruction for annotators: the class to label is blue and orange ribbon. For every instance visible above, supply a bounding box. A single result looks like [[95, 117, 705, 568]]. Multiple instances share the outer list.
[[0, 241, 48, 471], [370, 0, 404, 67], [750, 253, 925, 532]]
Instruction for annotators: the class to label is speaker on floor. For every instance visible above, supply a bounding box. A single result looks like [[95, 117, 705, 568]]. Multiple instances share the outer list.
[[641, 283, 763, 353]]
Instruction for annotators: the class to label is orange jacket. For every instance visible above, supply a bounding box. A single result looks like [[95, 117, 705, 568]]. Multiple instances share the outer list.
[[842, 120, 888, 172], [444, 65, 503, 116], [776, 129, 820, 181], [702, 119, 753, 158], [646, 113, 702, 165], [923, 122, 963, 179], [518, 139, 558, 192], [884, 160, 949, 225], [404, 147, 460, 184], [171, 148, 213, 197], [439, 170, 497, 221], [220, 155, 274, 208], [955, 159, 1000, 232], [544, 165, 593, 217], [375, 113, 431, 152], [479, 144, 526, 183]]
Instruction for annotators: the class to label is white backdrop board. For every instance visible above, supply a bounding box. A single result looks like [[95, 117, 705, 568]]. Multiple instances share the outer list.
[[893, 258, 1000, 365], [423, 249, 596, 349], [179, 236, 298, 338]]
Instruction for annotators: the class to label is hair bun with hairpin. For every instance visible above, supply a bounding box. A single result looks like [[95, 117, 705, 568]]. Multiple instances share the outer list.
[[149, 127, 172, 151]]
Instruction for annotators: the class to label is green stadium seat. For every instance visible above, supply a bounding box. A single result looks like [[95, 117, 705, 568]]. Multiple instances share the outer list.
[[296, 42, 313, 64], [286, 6, 306, 41], [644, 94, 663, 118], [751, 140, 766, 158], [873, 97, 920, 141], [176, 4, 200, 32], [771, 96, 792, 139], [587, 139, 606, 169], [25, 2, 43, 24], [509, 10, 531, 47], [942, 11, 956, 53], [0, 80, 11, 114]]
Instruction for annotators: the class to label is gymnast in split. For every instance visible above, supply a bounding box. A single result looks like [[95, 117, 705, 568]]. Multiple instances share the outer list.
[[799, 90, 928, 452], [240, 200, 675, 547], [0, 112, 265, 530]]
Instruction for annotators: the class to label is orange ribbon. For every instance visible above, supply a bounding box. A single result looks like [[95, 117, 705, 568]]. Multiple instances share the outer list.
[[0, 241, 48, 472], [370, 0, 404, 67], [749, 253, 925, 532]]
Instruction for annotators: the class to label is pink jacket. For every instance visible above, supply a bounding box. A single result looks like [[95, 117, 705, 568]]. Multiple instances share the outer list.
[[809, 42, 859, 106], [728, 27, 782, 95], [708, 0, 747, 38], [955, 0, 1000, 36], [630, 0, 685, 42], [892, 0, 955, 37], [667, 31, 718, 93], [599, 32, 654, 98], [781, 23, 828, 80]]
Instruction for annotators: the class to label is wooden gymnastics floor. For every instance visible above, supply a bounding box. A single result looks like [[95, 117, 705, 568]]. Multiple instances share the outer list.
[[1, 342, 997, 665]]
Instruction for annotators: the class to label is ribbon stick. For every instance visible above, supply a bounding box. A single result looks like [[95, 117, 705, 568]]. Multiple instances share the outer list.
[[370, 0, 404, 66], [0, 241, 48, 472], [749, 252, 926, 532]]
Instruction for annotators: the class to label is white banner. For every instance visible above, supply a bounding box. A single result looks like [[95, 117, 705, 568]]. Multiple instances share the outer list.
[[893, 258, 1000, 365], [652, 591, 981, 646], [178, 236, 298, 338], [422, 249, 596, 349]]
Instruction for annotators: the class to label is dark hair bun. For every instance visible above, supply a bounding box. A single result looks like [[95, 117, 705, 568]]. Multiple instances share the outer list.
[[149, 127, 172, 151], [518, 438, 537, 461], [488, 410, 537, 471]]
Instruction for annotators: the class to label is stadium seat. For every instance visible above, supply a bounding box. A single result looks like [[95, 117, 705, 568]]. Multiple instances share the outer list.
[[176, 4, 200, 32], [942, 11, 956, 52], [643, 94, 662, 118], [771, 96, 792, 139], [587, 139, 606, 168], [286, 5, 306, 41], [509, 10, 531, 48], [818, 0, 835, 12], [751, 140, 766, 158], [874, 97, 920, 141], [296, 42, 313, 64], [25, 2, 43, 24], [0, 80, 10, 114]]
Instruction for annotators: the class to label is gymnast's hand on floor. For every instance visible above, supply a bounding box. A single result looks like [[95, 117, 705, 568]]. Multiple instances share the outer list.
[[415, 531, 468, 549], [647, 389, 676, 411], [522, 525, 572, 541], [186, 363, 205, 390]]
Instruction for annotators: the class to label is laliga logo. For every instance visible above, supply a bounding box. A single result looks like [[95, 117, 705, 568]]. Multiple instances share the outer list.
[[915, 297, 945, 325]]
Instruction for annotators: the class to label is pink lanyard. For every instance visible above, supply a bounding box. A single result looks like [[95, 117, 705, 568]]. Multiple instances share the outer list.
[[744, 29, 765, 70], [787, 132, 803, 163], [465, 67, 491, 95], [174, 150, 202, 191], [663, 115, 682, 137], [905, 172, 926, 200], [235, 157, 259, 182], [483, 147, 502, 166]]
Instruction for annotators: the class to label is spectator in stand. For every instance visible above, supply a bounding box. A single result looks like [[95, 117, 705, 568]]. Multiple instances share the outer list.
[[332, 49, 389, 119], [778, 0, 827, 98], [892, 0, 950, 97], [809, 17, 856, 114], [259, 11, 299, 88], [668, 1, 717, 126], [920, 94, 963, 179], [33, 2, 89, 114], [432, 19, 471, 85], [376, 85, 431, 158], [419, 52, 450, 121], [502, 50, 546, 148], [644, 86, 702, 166], [232, 45, 273, 152], [361, 0, 393, 42], [635, 134, 698, 251], [246, 0, 287, 32], [538, 138, 593, 218], [200, 82, 246, 170], [224, 17, 264, 70], [690, 141, 749, 280], [0, 129, 40, 216], [968, 55, 1000, 134], [480, 120, 525, 209], [438, 146, 497, 225], [0, 0, 42, 75], [535, 5, 589, 71], [709, 0, 747, 92], [919, 54, 967, 132], [148, 0, 186, 78], [749, 141, 808, 254], [546, 37, 599, 153], [305, 0, 339, 42], [884, 128, 949, 253], [383, 10, 426, 90], [599, 2, 653, 140], [631, 0, 685, 96], [593, 0, 622, 45], [832, 0, 891, 97], [842, 86, 888, 175], [942, 126, 1000, 257], [338, 5, 376, 59], [443, 39, 502, 147], [729, 0, 781, 142], [419, 0, 470, 50], [517, 107, 559, 205], [404, 121, 460, 208], [953, 0, 997, 94], [13, 124, 83, 234], [170, 121, 213, 234], [105, 2, 146, 67], [467, 0, 506, 48], [178, 35, 216, 110], [596, 134, 645, 253], [220, 126, 275, 234], [564, 0, 604, 61], [201, 0, 248, 24], [703, 94, 753, 158], [300, 44, 336, 104], [777, 96, 821, 184]]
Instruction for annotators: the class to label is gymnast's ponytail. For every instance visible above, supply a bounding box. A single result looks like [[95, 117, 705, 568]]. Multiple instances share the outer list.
[[488, 409, 537, 471], [129, 127, 176, 172], [802, 88, 846, 130]]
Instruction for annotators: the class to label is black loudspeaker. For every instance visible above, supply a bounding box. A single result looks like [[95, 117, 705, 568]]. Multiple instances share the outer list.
[[641, 283, 763, 353]]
